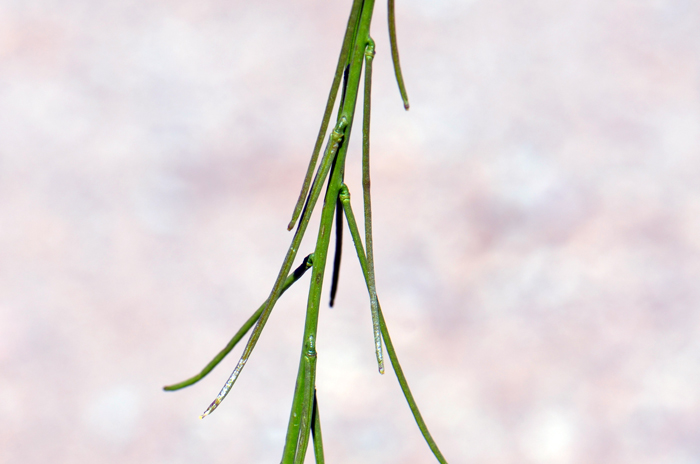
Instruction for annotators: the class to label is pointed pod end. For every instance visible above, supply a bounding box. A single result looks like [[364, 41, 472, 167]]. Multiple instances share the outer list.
[[403, 101, 410, 111], [286, 221, 295, 231], [199, 398, 221, 419]]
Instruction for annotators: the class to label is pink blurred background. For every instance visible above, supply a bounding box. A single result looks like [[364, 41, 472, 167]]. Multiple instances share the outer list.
[[1, 0, 700, 463]]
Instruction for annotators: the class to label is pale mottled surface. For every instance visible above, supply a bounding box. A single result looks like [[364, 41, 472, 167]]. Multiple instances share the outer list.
[[1, 0, 700, 463]]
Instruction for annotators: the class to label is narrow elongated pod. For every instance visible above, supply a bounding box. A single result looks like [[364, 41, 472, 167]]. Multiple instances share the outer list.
[[328, 196, 343, 307], [339, 184, 449, 464], [361, 36, 384, 374], [388, 0, 410, 109], [287, 0, 365, 231], [164, 254, 314, 391], [200, 116, 348, 419], [311, 389, 325, 464]]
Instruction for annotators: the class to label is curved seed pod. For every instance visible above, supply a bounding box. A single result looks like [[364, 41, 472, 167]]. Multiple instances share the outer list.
[[388, 0, 410, 110], [163, 254, 313, 392], [340, 183, 448, 464]]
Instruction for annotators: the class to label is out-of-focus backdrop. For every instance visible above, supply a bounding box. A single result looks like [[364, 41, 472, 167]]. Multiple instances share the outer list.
[[2, 0, 700, 463]]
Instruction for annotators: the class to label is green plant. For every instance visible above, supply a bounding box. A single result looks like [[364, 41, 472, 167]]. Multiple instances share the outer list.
[[164, 1, 448, 462]]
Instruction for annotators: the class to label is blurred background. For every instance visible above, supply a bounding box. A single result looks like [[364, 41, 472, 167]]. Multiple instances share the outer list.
[[1, 0, 700, 462]]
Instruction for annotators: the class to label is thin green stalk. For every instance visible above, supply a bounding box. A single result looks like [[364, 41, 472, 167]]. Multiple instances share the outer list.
[[291, 335, 318, 464], [339, 184, 449, 464], [163, 254, 314, 391], [388, 0, 410, 110], [282, 1, 378, 460], [362, 36, 384, 374], [287, 0, 365, 231]]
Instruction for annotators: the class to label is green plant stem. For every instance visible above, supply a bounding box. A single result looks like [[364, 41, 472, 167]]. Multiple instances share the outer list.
[[287, 0, 365, 231], [163, 254, 314, 391], [339, 184, 449, 464], [282, 1, 377, 461], [388, 0, 410, 109]]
